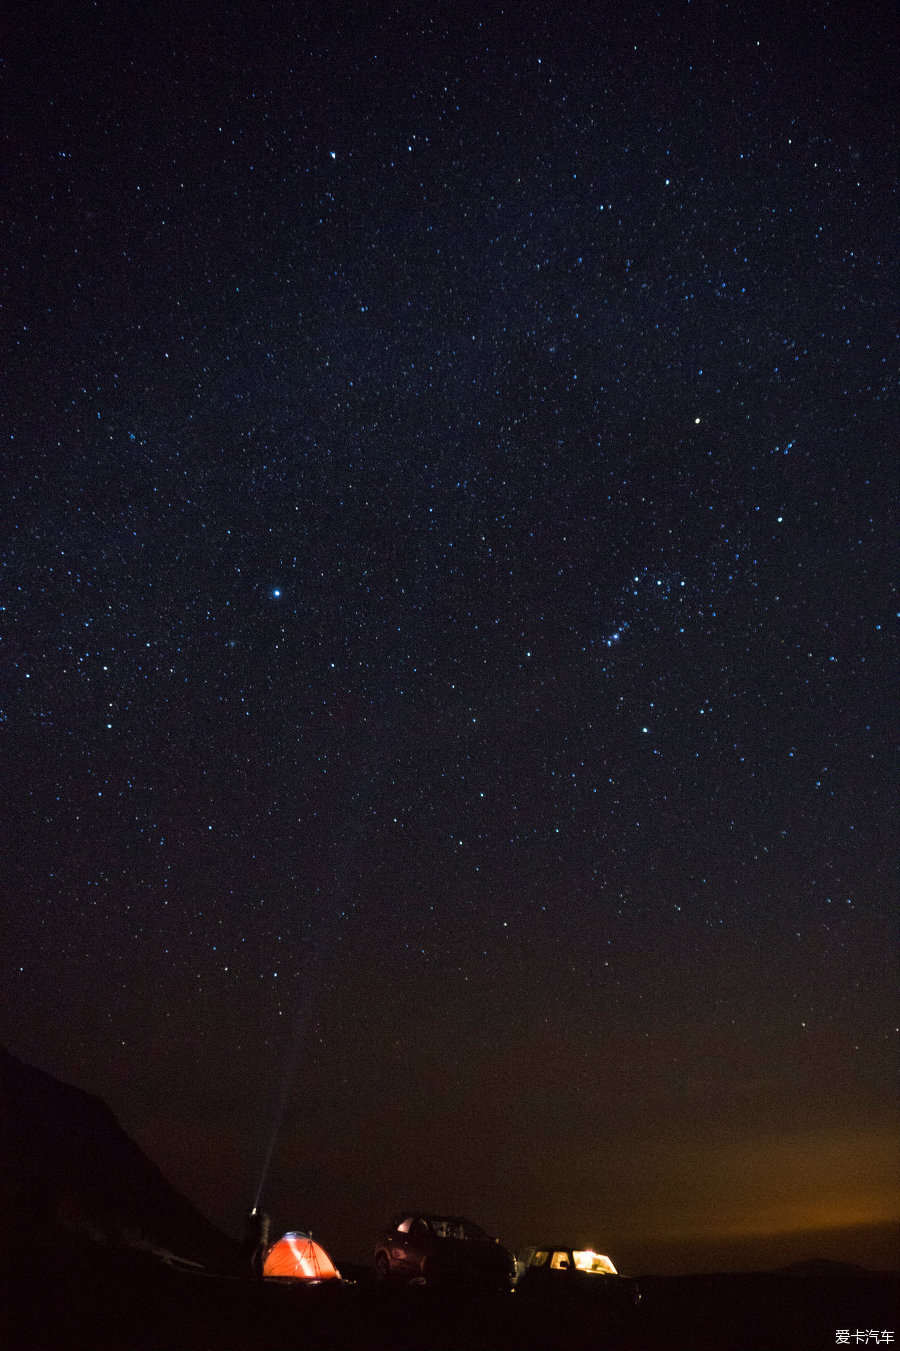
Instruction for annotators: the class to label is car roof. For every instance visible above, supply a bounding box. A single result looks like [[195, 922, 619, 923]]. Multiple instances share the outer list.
[[391, 1212, 475, 1224], [524, 1243, 603, 1252]]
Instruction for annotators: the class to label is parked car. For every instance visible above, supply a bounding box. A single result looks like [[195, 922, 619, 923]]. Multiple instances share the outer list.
[[515, 1245, 640, 1308], [374, 1213, 516, 1291]]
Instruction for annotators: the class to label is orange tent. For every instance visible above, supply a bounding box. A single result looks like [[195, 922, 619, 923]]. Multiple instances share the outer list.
[[263, 1231, 341, 1281]]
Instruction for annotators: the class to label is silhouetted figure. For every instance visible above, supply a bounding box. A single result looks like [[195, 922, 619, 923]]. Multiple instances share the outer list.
[[242, 1206, 270, 1279]]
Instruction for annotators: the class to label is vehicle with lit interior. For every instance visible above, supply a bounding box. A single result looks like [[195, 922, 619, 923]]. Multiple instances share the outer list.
[[374, 1213, 516, 1291], [515, 1245, 641, 1308]]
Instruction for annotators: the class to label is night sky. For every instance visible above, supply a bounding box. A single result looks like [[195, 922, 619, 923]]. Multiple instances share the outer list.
[[3, 1, 897, 1273]]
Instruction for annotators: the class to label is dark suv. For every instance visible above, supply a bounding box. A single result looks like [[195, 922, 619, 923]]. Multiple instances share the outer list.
[[374, 1213, 516, 1291], [516, 1245, 641, 1308]]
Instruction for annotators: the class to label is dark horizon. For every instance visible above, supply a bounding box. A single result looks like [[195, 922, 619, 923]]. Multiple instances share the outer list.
[[3, 0, 897, 1286]]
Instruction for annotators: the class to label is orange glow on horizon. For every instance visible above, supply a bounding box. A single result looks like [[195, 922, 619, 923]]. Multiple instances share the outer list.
[[598, 1125, 900, 1249]]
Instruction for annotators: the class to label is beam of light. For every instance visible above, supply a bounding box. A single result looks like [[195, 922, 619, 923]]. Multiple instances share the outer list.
[[251, 833, 363, 1211], [249, 517, 448, 1213], [252, 991, 325, 1211], [250, 685, 407, 1213]]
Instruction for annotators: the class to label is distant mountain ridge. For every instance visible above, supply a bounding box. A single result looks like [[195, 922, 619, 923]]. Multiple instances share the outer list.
[[0, 1045, 239, 1271]]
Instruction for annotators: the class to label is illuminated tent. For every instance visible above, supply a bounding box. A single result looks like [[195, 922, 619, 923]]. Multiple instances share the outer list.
[[263, 1231, 341, 1281]]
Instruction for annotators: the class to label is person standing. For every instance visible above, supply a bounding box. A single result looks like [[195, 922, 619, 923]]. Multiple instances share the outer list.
[[242, 1206, 270, 1279]]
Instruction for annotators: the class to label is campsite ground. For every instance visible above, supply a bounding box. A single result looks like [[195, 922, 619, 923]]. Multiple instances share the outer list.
[[3, 1233, 898, 1351]]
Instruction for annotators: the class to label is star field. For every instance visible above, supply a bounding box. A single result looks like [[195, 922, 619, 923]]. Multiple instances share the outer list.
[[2, 0, 897, 1269]]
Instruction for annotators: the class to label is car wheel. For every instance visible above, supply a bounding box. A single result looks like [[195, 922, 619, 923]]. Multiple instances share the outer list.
[[374, 1252, 391, 1283]]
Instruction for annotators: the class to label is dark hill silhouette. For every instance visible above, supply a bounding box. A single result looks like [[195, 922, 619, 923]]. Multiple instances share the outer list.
[[0, 1045, 239, 1272]]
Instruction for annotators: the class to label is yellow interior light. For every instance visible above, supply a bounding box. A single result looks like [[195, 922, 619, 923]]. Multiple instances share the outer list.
[[573, 1250, 617, 1275]]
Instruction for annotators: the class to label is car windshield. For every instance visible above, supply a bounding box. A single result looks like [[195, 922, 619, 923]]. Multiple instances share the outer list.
[[572, 1250, 617, 1275], [430, 1217, 488, 1241]]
